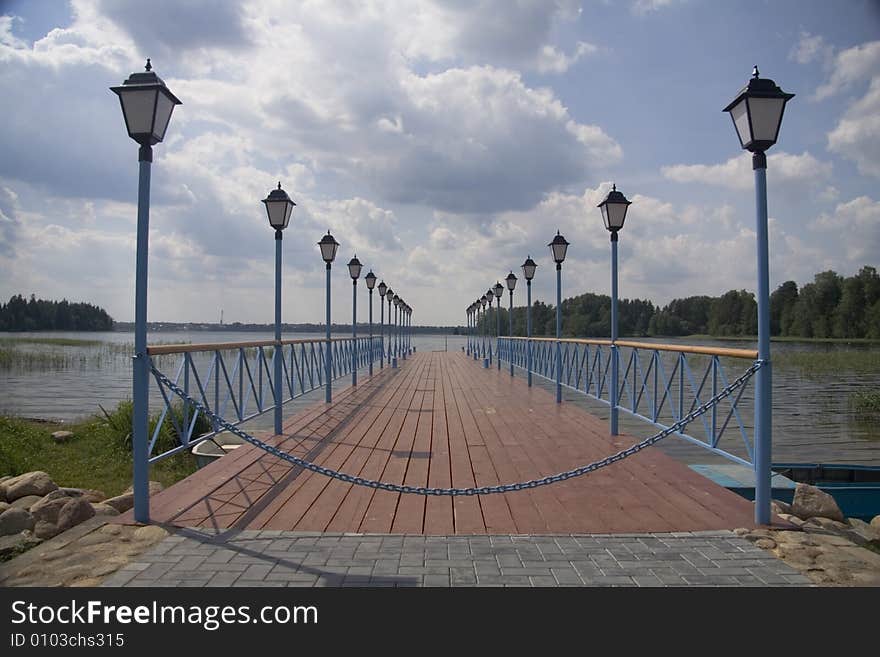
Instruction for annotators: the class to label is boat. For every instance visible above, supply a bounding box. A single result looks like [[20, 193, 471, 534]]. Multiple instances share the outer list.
[[689, 462, 880, 521], [191, 432, 245, 469]]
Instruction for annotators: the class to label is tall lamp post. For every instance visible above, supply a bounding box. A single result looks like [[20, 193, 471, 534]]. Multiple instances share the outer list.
[[505, 272, 517, 376], [521, 256, 537, 386], [549, 231, 569, 403], [493, 282, 503, 370], [262, 182, 295, 436], [598, 184, 632, 437], [319, 231, 340, 403], [724, 66, 794, 525], [347, 256, 362, 386], [480, 295, 488, 366], [385, 288, 394, 367], [365, 270, 376, 376], [111, 59, 181, 524], [378, 280, 387, 369], [392, 294, 400, 368], [400, 300, 407, 360], [486, 289, 495, 367]]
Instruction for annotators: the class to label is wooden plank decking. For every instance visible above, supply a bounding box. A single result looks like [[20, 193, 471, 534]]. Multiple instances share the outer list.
[[122, 351, 759, 533]]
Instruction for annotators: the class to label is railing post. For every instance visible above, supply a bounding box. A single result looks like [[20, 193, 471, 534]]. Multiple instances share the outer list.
[[132, 146, 152, 524], [754, 155, 772, 525]]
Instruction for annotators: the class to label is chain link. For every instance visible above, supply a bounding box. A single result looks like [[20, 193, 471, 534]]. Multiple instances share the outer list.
[[149, 360, 763, 496]]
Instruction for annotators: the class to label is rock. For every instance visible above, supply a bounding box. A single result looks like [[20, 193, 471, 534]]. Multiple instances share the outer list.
[[123, 481, 164, 495], [0, 502, 9, 514], [777, 512, 806, 528], [732, 527, 750, 536], [4, 471, 58, 501], [0, 530, 41, 559], [30, 491, 71, 525], [10, 495, 43, 511], [102, 492, 133, 514], [91, 503, 120, 517], [56, 497, 95, 533], [790, 483, 844, 522], [871, 515, 880, 530], [771, 499, 792, 515], [0, 507, 36, 536], [132, 525, 168, 543], [804, 516, 849, 532], [755, 537, 777, 550], [58, 488, 106, 503], [51, 430, 74, 443], [844, 518, 880, 548], [33, 520, 61, 540]]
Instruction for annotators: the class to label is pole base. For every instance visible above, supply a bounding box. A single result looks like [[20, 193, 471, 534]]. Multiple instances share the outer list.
[[483, 358, 489, 368], [392, 358, 398, 368]]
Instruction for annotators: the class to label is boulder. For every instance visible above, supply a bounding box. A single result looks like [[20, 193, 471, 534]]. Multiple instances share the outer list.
[[10, 495, 43, 511], [33, 520, 61, 540], [102, 492, 133, 514], [771, 499, 792, 515], [4, 471, 58, 501], [0, 507, 35, 536], [51, 430, 74, 443], [0, 530, 41, 559], [59, 488, 106, 503], [0, 502, 9, 514], [30, 491, 71, 525], [91, 503, 120, 517], [790, 483, 844, 522], [123, 481, 164, 495], [56, 497, 95, 533], [871, 515, 880, 530], [845, 518, 880, 548]]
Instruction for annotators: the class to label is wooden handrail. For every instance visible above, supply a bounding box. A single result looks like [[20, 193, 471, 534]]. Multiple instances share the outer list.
[[146, 335, 380, 356], [502, 336, 757, 359]]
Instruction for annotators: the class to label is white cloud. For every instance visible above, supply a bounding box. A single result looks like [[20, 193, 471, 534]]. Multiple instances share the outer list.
[[814, 40, 880, 100], [534, 41, 598, 74], [827, 77, 880, 178], [810, 196, 880, 267], [631, 0, 686, 16], [661, 151, 832, 191], [788, 31, 833, 66]]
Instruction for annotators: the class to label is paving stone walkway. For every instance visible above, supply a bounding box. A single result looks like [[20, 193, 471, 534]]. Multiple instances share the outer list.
[[101, 530, 811, 587]]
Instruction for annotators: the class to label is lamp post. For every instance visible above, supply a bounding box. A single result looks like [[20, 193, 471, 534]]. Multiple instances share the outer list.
[[385, 288, 394, 367], [401, 300, 407, 360], [598, 184, 632, 437], [480, 295, 488, 366], [549, 231, 569, 403], [486, 289, 495, 367], [521, 256, 537, 387], [392, 294, 400, 368], [262, 182, 296, 436], [378, 280, 387, 370], [365, 270, 376, 377], [505, 272, 517, 376], [347, 255, 362, 386], [724, 66, 794, 525], [493, 282, 503, 370], [466, 306, 471, 355], [111, 59, 181, 524], [319, 231, 340, 403]]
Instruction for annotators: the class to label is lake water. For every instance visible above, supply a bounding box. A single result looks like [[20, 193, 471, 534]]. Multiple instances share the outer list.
[[1, 330, 878, 466]]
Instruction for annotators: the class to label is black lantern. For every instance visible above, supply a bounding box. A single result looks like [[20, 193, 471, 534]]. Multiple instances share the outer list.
[[262, 182, 295, 231], [348, 255, 363, 280], [111, 59, 182, 146], [548, 231, 569, 264], [521, 256, 537, 281], [505, 271, 517, 291], [365, 270, 377, 290], [318, 231, 339, 263], [597, 184, 631, 233], [378, 280, 387, 297], [723, 66, 795, 153], [480, 295, 487, 308]]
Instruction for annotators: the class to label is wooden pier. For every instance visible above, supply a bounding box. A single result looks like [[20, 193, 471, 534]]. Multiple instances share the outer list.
[[121, 351, 759, 534]]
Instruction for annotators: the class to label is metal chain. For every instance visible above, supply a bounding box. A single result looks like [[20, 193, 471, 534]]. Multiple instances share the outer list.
[[150, 360, 763, 496]]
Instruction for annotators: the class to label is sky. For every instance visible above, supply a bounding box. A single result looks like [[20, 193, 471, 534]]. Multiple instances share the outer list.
[[0, 0, 878, 326]]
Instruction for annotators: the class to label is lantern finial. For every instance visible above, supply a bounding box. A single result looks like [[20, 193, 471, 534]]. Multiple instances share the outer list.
[[752, 65, 759, 78], [277, 181, 281, 190], [145, 58, 152, 72]]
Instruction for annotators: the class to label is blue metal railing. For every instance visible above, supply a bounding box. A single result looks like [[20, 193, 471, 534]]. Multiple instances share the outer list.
[[146, 336, 383, 463], [497, 336, 760, 467]]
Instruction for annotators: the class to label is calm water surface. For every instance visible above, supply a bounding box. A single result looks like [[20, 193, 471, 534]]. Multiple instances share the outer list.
[[1, 330, 877, 465]]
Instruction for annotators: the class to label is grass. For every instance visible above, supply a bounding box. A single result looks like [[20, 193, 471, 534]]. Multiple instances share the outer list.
[[850, 390, 880, 415], [686, 334, 880, 345], [0, 337, 106, 347], [0, 407, 200, 498]]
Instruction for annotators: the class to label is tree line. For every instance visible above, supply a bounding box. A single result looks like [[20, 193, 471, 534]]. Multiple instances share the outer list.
[[474, 265, 880, 339], [0, 294, 114, 331]]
